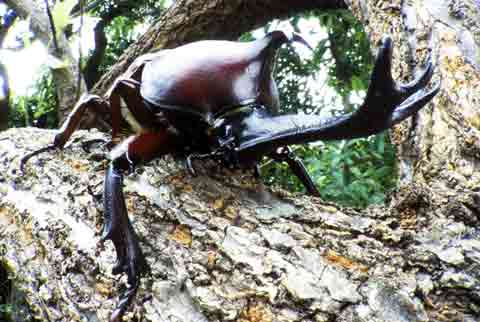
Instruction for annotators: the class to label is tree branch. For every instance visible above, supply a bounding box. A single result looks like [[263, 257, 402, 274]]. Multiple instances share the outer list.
[[83, 20, 107, 89], [5, 0, 86, 123]]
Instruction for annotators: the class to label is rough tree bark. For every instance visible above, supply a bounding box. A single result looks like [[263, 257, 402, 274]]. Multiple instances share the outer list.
[[1, 1, 480, 322]]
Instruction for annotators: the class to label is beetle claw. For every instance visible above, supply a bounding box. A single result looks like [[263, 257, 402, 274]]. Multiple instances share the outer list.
[[81, 138, 111, 153]]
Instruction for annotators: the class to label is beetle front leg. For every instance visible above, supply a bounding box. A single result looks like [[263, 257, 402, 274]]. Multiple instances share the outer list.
[[101, 130, 180, 322], [20, 77, 145, 171], [103, 157, 148, 322]]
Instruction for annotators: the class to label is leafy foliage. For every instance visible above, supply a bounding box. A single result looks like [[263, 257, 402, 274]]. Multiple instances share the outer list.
[[51, 0, 78, 39], [90, 0, 166, 23], [97, 16, 138, 75], [0, 304, 12, 321], [9, 69, 58, 128], [315, 9, 372, 108], [274, 45, 319, 114], [261, 10, 398, 208], [262, 134, 397, 208]]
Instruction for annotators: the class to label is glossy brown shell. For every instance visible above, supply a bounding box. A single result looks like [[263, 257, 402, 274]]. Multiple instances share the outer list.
[[140, 31, 288, 117]]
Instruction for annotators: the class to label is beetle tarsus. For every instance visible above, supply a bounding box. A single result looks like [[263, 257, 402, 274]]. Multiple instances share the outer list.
[[186, 155, 197, 176], [109, 284, 140, 322], [185, 151, 219, 175], [81, 138, 111, 153], [253, 164, 261, 179], [20, 144, 57, 173]]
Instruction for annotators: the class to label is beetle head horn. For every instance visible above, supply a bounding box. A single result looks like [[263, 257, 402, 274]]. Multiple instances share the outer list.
[[264, 30, 313, 52], [287, 32, 313, 51]]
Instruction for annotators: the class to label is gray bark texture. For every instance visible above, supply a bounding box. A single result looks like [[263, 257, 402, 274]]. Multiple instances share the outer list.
[[1, 0, 480, 322]]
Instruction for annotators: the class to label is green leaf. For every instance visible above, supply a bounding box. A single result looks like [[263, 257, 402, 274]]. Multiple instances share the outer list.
[[375, 134, 385, 154], [51, 0, 78, 38], [351, 76, 363, 91]]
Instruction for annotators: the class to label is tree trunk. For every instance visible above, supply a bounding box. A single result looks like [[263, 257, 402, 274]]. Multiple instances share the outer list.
[[1, 1, 480, 322], [5, 0, 86, 124], [346, 0, 480, 320], [0, 55, 11, 132], [0, 6, 16, 131]]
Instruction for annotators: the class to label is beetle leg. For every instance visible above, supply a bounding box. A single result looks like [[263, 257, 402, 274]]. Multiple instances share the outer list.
[[103, 159, 148, 322], [103, 129, 181, 322], [81, 138, 112, 153], [253, 164, 261, 179], [20, 94, 108, 171], [185, 133, 237, 175], [270, 147, 321, 196], [20, 77, 154, 171], [185, 150, 223, 176], [107, 78, 141, 142]]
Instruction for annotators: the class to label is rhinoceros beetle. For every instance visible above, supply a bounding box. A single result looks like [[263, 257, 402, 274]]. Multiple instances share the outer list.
[[20, 31, 439, 321]]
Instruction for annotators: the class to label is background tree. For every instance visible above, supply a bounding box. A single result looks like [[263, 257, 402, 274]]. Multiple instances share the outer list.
[[4, 0, 86, 122], [0, 5, 17, 130], [81, 0, 166, 88]]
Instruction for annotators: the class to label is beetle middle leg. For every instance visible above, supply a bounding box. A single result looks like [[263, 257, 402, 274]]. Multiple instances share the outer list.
[[270, 147, 321, 197]]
